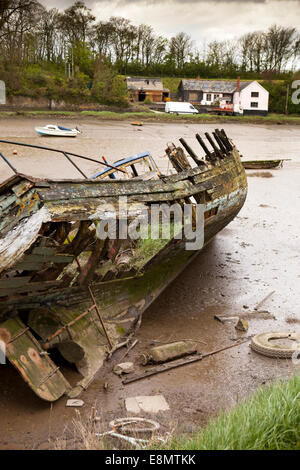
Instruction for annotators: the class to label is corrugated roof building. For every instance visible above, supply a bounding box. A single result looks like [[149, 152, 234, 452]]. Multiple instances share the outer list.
[[126, 77, 170, 103]]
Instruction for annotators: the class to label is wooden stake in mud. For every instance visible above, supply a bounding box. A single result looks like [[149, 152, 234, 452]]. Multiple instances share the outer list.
[[88, 285, 113, 350]]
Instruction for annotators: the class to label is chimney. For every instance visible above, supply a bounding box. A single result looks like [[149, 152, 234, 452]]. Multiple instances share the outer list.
[[237, 76, 240, 93]]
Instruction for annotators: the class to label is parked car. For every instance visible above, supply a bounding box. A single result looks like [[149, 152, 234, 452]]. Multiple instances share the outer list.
[[165, 101, 199, 114]]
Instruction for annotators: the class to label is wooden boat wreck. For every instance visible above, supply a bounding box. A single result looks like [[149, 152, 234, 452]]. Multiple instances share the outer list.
[[242, 159, 290, 170], [0, 129, 247, 401]]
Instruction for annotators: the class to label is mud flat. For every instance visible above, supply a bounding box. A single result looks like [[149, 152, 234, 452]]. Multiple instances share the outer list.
[[0, 119, 299, 449]]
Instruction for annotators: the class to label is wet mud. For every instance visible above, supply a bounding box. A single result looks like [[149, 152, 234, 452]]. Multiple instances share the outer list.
[[0, 119, 299, 449]]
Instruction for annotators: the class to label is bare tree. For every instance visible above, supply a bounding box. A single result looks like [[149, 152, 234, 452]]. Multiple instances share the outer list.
[[169, 32, 192, 68], [0, 0, 44, 62], [264, 25, 297, 72], [37, 8, 60, 62], [58, 1, 95, 45]]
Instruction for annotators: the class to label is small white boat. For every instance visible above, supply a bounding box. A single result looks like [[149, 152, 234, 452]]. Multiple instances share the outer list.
[[35, 124, 80, 137]]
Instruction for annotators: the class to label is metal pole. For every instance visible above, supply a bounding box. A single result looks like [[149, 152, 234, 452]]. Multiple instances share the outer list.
[[88, 285, 113, 350], [0, 140, 126, 174], [0, 152, 18, 175], [63, 152, 88, 179], [285, 84, 289, 115]]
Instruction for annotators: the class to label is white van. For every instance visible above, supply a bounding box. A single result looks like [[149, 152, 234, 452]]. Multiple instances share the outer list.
[[165, 101, 199, 115]]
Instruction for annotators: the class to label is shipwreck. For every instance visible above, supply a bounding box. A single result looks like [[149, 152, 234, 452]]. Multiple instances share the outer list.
[[0, 129, 247, 401]]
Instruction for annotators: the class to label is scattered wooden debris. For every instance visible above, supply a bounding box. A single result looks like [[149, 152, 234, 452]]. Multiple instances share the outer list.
[[235, 318, 249, 332], [113, 362, 135, 376], [123, 339, 250, 385], [141, 340, 198, 365], [103, 381, 109, 391], [254, 291, 275, 311], [214, 315, 239, 324], [131, 121, 143, 126], [125, 395, 169, 414], [66, 399, 84, 407], [118, 339, 139, 362]]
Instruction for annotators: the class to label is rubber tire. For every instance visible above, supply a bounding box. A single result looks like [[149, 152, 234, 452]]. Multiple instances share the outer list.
[[251, 332, 300, 358]]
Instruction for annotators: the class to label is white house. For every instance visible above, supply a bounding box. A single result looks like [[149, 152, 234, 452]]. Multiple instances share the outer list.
[[0, 81, 6, 105], [233, 80, 269, 116], [177, 79, 269, 115]]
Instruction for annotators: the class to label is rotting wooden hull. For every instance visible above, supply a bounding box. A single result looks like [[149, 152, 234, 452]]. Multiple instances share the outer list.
[[0, 134, 247, 401]]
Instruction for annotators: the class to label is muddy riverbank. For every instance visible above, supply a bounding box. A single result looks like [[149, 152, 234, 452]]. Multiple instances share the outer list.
[[0, 119, 299, 449]]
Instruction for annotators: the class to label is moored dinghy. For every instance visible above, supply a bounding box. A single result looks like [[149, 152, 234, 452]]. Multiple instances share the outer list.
[[242, 159, 290, 170], [35, 124, 80, 137]]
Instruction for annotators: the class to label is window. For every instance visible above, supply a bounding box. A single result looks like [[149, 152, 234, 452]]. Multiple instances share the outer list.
[[251, 102, 259, 108], [251, 91, 259, 97], [214, 94, 219, 100], [206, 93, 212, 101], [189, 92, 198, 101]]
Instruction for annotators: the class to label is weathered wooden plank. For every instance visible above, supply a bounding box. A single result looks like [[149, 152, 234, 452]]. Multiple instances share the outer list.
[[0, 277, 31, 289], [0, 175, 22, 194], [45, 199, 151, 222], [15, 253, 74, 271], [0, 280, 62, 297], [37, 180, 190, 202], [78, 238, 106, 286], [0, 189, 41, 238], [0, 194, 17, 212], [0, 316, 70, 401], [11, 180, 34, 197], [32, 247, 57, 256]]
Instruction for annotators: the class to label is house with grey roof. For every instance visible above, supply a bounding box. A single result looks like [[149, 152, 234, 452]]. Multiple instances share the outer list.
[[126, 77, 170, 103], [177, 79, 269, 115]]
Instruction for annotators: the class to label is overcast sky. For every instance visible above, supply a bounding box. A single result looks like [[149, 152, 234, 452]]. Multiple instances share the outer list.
[[40, 0, 300, 47]]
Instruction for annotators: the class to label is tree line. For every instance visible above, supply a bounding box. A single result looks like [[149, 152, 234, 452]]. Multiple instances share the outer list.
[[0, 0, 299, 108]]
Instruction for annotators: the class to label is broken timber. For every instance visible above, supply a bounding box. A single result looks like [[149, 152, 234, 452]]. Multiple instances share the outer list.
[[122, 339, 251, 385], [0, 130, 247, 401]]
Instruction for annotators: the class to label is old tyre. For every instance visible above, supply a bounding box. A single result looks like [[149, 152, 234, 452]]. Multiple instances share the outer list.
[[251, 332, 300, 358]]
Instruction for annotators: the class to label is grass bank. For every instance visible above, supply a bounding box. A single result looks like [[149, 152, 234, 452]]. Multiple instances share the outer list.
[[1, 110, 300, 125], [153, 374, 300, 450]]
